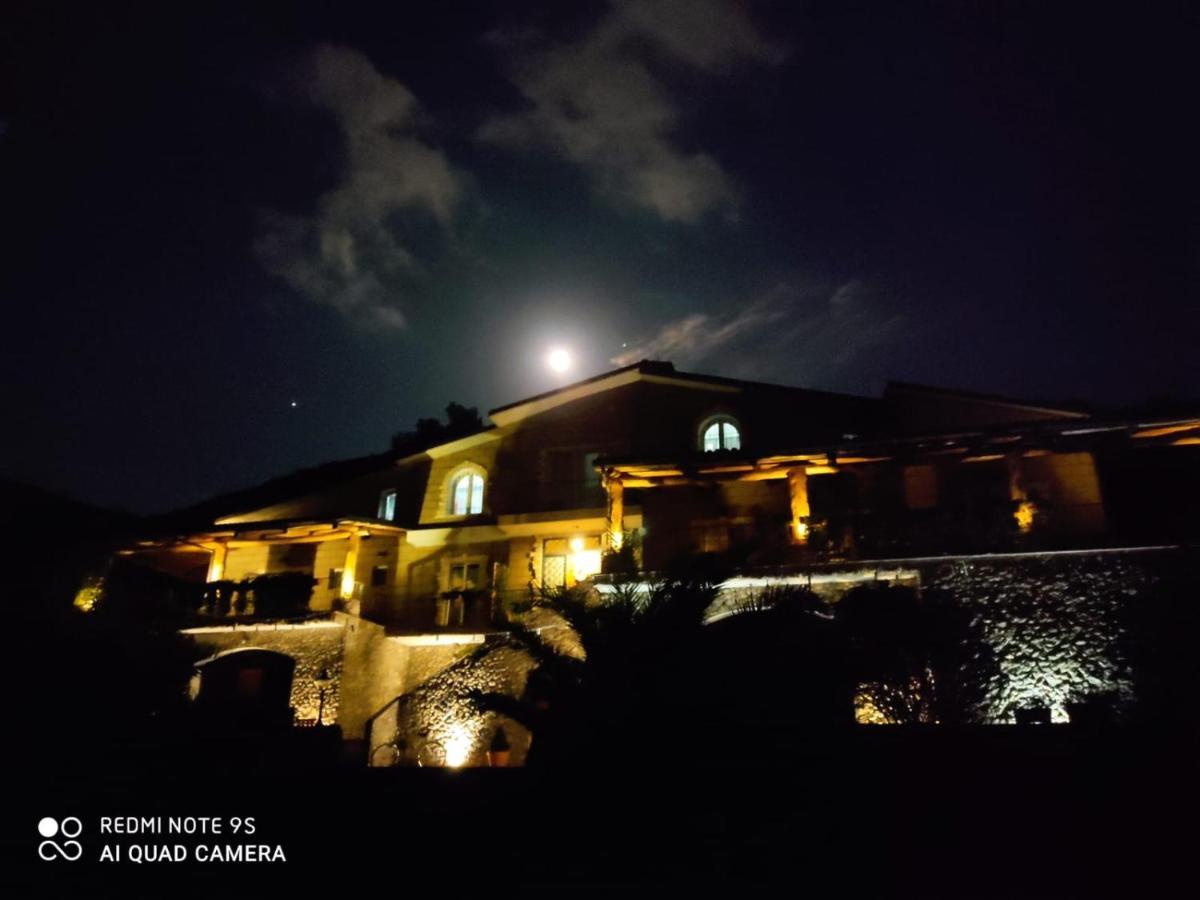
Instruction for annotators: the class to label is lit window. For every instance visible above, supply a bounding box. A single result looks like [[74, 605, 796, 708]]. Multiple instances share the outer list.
[[378, 490, 397, 521], [701, 418, 741, 452], [450, 471, 484, 515]]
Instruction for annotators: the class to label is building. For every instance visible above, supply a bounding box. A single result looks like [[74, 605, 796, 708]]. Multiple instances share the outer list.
[[116, 360, 1200, 756]]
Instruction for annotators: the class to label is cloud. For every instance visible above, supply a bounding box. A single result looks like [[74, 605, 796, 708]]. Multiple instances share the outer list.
[[610, 301, 785, 366], [479, 0, 778, 223], [610, 0, 781, 70], [613, 280, 905, 386], [254, 44, 462, 329]]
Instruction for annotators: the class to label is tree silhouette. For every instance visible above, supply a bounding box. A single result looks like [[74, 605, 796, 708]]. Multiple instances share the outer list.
[[391, 402, 483, 454], [465, 578, 718, 767]]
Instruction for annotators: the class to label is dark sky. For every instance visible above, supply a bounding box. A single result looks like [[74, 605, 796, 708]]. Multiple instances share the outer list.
[[1, 1, 1196, 513]]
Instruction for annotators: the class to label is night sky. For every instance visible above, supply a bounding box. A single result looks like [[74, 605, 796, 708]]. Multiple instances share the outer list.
[[2, 1, 1196, 513]]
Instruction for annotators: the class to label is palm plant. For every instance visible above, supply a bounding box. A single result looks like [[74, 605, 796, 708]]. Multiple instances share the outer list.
[[837, 582, 996, 724], [466, 576, 720, 767]]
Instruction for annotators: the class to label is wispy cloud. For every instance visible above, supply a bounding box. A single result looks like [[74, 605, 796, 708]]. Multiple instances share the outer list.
[[254, 44, 462, 329], [479, 0, 779, 223], [611, 300, 785, 366], [613, 280, 906, 386]]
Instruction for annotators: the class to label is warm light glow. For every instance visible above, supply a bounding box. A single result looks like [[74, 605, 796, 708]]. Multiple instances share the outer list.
[[73, 577, 103, 613], [341, 533, 362, 599], [788, 467, 810, 544], [571, 548, 603, 581], [443, 723, 473, 768], [569, 536, 585, 553], [546, 347, 572, 373], [206, 543, 227, 582], [1133, 423, 1199, 439], [1015, 500, 1036, 533], [803, 465, 839, 475], [854, 687, 890, 725]]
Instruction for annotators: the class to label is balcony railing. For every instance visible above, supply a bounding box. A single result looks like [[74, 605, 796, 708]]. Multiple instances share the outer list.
[[377, 589, 523, 636], [190, 573, 318, 622]]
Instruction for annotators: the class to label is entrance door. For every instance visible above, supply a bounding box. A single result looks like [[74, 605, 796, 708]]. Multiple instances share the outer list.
[[542, 555, 566, 591]]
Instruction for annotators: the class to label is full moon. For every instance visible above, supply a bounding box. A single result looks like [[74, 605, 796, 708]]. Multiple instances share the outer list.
[[546, 347, 572, 374]]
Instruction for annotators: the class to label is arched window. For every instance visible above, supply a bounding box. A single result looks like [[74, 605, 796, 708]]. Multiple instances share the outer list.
[[700, 417, 741, 452], [449, 470, 485, 515]]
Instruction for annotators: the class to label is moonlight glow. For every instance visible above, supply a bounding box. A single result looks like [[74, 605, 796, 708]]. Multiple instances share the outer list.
[[546, 347, 573, 374]]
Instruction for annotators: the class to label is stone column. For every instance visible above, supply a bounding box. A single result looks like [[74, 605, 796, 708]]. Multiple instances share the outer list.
[[340, 531, 362, 604], [787, 467, 810, 543], [1006, 455, 1036, 533], [604, 472, 625, 550], [205, 542, 228, 582]]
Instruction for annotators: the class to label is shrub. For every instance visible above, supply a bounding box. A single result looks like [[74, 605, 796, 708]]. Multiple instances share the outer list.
[[249, 572, 316, 618]]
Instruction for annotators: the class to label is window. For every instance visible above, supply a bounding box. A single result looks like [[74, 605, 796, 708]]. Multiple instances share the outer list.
[[450, 471, 485, 515], [701, 417, 741, 452], [378, 489, 397, 521], [327, 568, 343, 589], [583, 452, 601, 486], [371, 565, 389, 587], [695, 523, 730, 554], [448, 563, 481, 591]]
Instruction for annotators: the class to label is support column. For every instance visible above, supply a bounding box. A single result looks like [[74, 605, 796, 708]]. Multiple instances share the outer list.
[[206, 542, 228, 582], [1006, 455, 1036, 533], [902, 464, 938, 510], [341, 531, 362, 602], [788, 467, 811, 543], [605, 472, 625, 550]]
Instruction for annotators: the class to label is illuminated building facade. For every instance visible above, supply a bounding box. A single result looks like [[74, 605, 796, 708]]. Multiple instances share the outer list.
[[119, 361, 1200, 755]]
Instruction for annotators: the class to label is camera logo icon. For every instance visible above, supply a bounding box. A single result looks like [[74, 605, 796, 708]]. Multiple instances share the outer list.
[[37, 817, 83, 861]]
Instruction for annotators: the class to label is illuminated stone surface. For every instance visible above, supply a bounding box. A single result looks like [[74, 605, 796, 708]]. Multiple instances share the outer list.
[[181, 548, 1183, 759], [394, 644, 535, 766], [925, 553, 1145, 723], [186, 622, 346, 724]]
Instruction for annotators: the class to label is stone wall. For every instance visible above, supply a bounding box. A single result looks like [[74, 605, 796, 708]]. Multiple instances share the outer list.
[[337, 615, 409, 740], [363, 639, 535, 766], [182, 546, 1194, 763], [601, 547, 1190, 726], [184, 620, 346, 724], [917, 550, 1155, 722], [389, 643, 535, 767]]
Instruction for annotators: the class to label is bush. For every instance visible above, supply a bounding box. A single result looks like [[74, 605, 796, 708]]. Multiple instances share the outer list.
[[836, 582, 996, 724], [249, 572, 316, 618]]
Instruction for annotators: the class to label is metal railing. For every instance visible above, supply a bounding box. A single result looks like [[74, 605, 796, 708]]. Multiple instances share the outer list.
[[367, 589, 533, 634]]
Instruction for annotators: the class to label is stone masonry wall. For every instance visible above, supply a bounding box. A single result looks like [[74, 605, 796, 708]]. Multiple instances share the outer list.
[[918, 551, 1155, 722], [185, 620, 346, 724], [182, 547, 1191, 762]]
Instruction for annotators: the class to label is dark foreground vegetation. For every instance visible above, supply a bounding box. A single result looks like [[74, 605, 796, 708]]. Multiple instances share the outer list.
[[7, 727, 1197, 897], [4, 480, 1198, 893]]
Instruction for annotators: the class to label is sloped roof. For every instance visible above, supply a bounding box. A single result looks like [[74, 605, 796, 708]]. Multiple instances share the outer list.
[[487, 359, 876, 427], [884, 380, 1089, 419]]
